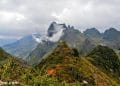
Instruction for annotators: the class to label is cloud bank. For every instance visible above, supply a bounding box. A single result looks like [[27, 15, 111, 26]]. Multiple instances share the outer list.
[[0, 0, 120, 39]]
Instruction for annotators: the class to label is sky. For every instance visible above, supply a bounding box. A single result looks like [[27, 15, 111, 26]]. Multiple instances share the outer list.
[[0, 0, 120, 39]]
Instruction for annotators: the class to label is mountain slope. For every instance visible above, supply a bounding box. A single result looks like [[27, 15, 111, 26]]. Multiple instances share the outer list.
[[0, 47, 12, 61], [3, 35, 39, 59], [0, 41, 120, 85], [27, 22, 87, 64], [61, 26, 85, 49], [27, 41, 56, 64], [0, 38, 16, 47], [25, 22, 68, 64], [0, 58, 27, 80], [36, 41, 95, 85], [103, 28, 120, 41], [103, 28, 120, 49], [0, 48, 61, 86], [87, 45, 120, 80], [0, 48, 29, 85], [36, 41, 119, 86]]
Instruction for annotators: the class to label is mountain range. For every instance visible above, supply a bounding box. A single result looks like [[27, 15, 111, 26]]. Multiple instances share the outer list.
[[2, 22, 120, 65], [0, 21, 120, 85], [0, 38, 16, 47]]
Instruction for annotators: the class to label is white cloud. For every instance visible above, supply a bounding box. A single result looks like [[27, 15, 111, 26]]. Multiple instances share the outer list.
[[0, 0, 8, 4], [51, 0, 120, 31], [0, 11, 25, 23], [51, 8, 71, 23], [0, 0, 120, 38]]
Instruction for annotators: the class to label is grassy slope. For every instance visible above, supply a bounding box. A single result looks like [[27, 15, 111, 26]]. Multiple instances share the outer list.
[[0, 43, 119, 86], [0, 48, 29, 85], [0, 48, 12, 61], [36, 42, 119, 86], [87, 45, 120, 84], [79, 58, 119, 86], [0, 58, 29, 85]]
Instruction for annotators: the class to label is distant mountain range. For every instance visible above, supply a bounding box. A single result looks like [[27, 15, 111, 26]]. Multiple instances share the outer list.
[[27, 22, 120, 64], [0, 38, 16, 47], [2, 22, 120, 64], [3, 35, 39, 59], [83, 28, 102, 38]]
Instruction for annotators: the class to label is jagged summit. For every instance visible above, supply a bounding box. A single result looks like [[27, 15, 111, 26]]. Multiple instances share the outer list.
[[47, 22, 68, 42], [104, 28, 120, 35], [108, 27, 119, 31], [47, 22, 67, 37], [103, 27, 120, 41], [83, 28, 101, 38]]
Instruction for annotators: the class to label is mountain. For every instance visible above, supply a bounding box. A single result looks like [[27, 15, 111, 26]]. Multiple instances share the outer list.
[[2, 22, 68, 60], [35, 41, 119, 85], [103, 28, 120, 49], [87, 45, 120, 77], [80, 38, 95, 54], [2, 22, 120, 65], [26, 22, 68, 64], [83, 27, 120, 50], [47, 22, 85, 47], [0, 47, 29, 85], [0, 38, 16, 47], [2, 34, 42, 59], [61, 25, 85, 48], [0, 58, 27, 82], [83, 28, 102, 38], [28, 22, 112, 64], [47, 22, 67, 37], [103, 28, 120, 41], [0, 47, 12, 61], [0, 41, 120, 85], [27, 41, 56, 64], [26, 22, 88, 64], [47, 22, 67, 42], [83, 28, 105, 48]]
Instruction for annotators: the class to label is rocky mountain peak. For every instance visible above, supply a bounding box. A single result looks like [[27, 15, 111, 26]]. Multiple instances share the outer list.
[[103, 28, 120, 41], [83, 28, 101, 38], [47, 22, 67, 37]]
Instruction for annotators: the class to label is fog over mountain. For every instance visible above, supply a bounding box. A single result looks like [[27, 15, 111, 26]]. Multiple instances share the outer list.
[[0, 0, 120, 39]]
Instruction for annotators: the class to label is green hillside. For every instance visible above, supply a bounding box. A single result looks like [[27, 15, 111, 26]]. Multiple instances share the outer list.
[[0, 42, 120, 86], [87, 45, 120, 77], [0, 47, 12, 61], [36, 41, 119, 86]]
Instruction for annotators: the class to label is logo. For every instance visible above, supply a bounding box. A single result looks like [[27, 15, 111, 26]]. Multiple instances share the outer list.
[[0, 80, 19, 86]]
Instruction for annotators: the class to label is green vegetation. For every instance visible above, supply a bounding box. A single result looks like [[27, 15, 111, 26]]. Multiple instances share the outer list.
[[35, 42, 119, 86], [87, 45, 120, 77], [0, 48, 11, 61], [0, 43, 120, 86]]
